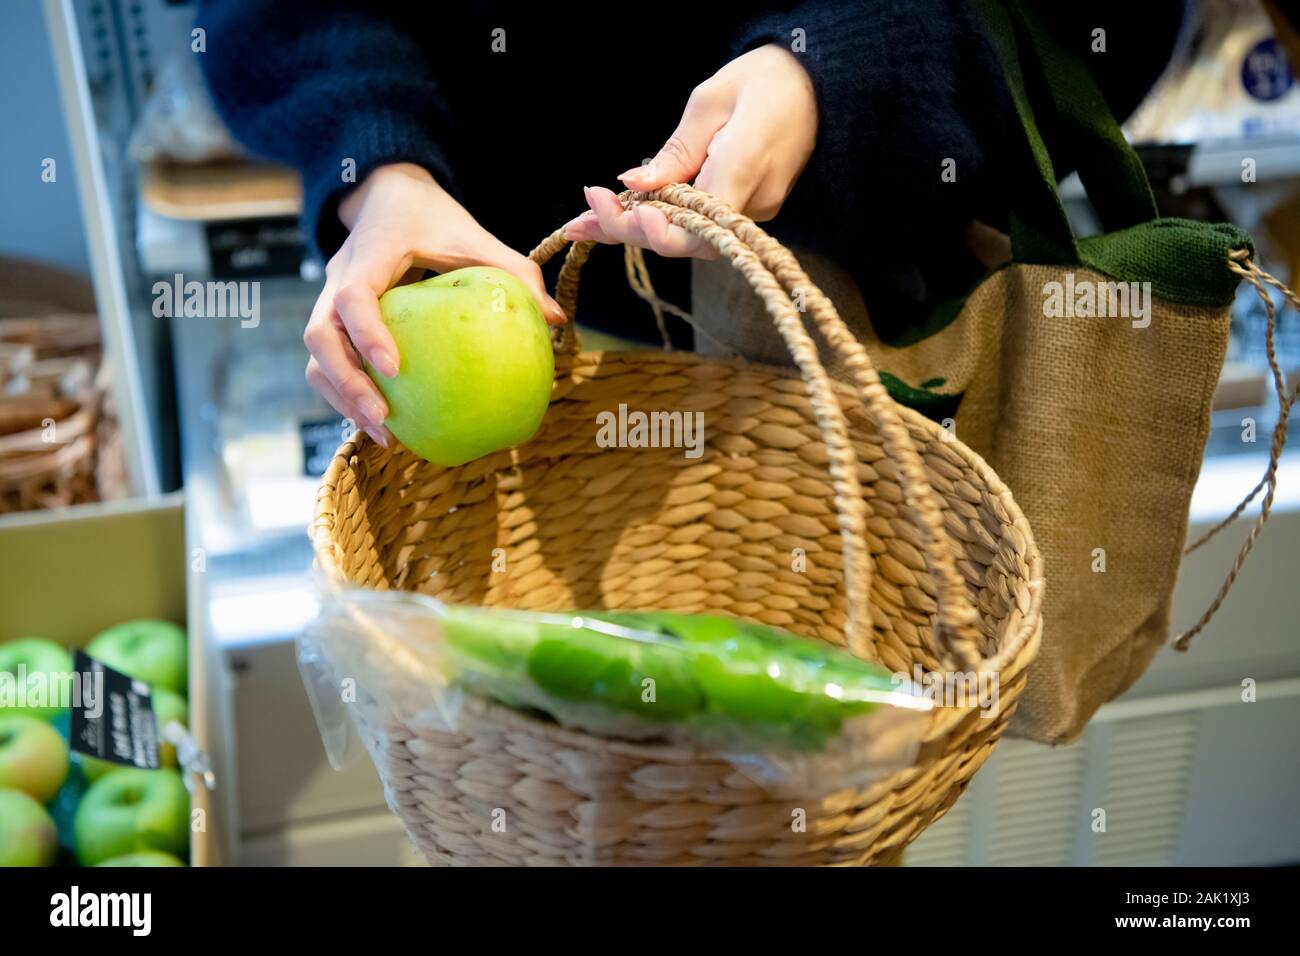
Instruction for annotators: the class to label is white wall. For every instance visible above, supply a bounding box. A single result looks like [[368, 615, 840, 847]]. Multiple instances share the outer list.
[[0, 0, 89, 276]]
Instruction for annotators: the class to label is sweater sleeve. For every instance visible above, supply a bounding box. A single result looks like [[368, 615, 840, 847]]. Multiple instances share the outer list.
[[724, 0, 1182, 340], [728, 0, 1184, 229], [196, 0, 455, 258], [729, 0, 995, 230]]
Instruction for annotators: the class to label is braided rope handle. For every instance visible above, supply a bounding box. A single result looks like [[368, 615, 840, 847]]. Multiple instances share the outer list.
[[1174, 250, 1299, 649], [527, 185, 984, 670]]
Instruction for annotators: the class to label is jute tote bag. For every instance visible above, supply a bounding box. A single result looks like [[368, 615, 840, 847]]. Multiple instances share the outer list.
[[689, 0, 1295, 743]]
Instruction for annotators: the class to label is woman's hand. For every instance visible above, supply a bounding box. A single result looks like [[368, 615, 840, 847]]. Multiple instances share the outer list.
[[304, 163, 566, 445], [564, 44, 817, 258]]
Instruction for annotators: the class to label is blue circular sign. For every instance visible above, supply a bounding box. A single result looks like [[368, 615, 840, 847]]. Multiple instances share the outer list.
[[1241, 37, 1293, 102]]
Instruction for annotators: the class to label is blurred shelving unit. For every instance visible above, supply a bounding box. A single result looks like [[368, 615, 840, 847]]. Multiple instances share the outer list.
[[44, 0, 164, 496], [1060, 136, 1300, 200]]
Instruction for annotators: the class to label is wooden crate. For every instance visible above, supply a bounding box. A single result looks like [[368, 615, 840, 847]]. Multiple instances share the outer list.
[[0, 494, 224, 864]]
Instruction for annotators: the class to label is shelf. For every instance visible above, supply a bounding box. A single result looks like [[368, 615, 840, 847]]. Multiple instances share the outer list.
[[1060, 136, 1300, 200], [140, 158, 303, 222]]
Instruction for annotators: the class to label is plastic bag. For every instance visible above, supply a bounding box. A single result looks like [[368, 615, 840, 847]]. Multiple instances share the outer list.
[[297, 585, 932, 797], [128, 54, 243, 164]]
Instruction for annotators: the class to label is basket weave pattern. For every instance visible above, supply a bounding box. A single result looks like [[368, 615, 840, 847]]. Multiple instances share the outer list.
[[0, 315, 108, 514], [313, 186, 1042, 865]]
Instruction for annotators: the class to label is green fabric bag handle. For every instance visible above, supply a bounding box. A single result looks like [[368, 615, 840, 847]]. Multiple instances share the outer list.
[[971, 0, 1078, 264], [972, 0, 1157, 261], [1008, 0, 1159, 234], [971, 0, 1251, 305]]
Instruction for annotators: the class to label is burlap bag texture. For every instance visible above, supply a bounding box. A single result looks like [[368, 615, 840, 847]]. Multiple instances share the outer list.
[[693, 246, 1231, 743]]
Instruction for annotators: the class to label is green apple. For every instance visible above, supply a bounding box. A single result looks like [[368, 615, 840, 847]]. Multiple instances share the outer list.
[[86, 619, 187, 695], [95, 850, 185, 867], [78, 687, 188, 782], [0, 637, 73, 721], [0, 713, 68, 803], [73, 768, 189, 866], [0, 788, 58, 867], [369, 266, 554, 466]]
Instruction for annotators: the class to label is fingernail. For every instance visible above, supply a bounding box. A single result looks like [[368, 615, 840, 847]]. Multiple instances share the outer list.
[[364, 425, 389, 449], [617, 167, 642, 181], [360, 397, 386, 426], [549, 302, 567, 323], [563, 212, 596, 240], [370, 351, 398, 378], [583, 185, 594, 205]]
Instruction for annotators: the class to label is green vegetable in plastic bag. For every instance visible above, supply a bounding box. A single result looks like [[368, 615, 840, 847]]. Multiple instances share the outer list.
[[439, 606, 916, 751]]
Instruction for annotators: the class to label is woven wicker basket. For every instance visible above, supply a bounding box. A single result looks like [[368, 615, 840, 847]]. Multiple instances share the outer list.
[[312, 185, 1042, 866], [0, 315, 106, 514], [0, 398, 99, 513]]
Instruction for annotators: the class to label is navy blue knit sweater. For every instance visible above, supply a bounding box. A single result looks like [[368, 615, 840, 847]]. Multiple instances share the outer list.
[[197, 0, 1183, 343]]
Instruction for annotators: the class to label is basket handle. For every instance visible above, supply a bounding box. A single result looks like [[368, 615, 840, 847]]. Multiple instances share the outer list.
[[528, 185, 983, 670]]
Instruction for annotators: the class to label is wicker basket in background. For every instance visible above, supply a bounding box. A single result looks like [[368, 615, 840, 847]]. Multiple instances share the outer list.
[[0, 315, 103, 513], [0, 257, 127, 514], [312, 186, 1043, 866]]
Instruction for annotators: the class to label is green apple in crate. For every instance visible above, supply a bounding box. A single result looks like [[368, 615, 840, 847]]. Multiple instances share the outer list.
[[368, 267, 554, 466], [86, 620, 187, 695], [77, 686, 189, 783], [74, 768, 189, 866], [95, 850, 185, 867], [0, 637, 73, 721], [0, 714, 68, 803], [0, 789, 58, 867]]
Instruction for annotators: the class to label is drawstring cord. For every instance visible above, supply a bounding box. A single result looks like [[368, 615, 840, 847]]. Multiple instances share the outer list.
[[1174, 249, 1298, 650]]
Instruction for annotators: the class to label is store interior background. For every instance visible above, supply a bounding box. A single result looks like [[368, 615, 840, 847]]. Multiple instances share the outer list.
[[1, 0, 1297, 866], [1, 2, 89, 275]]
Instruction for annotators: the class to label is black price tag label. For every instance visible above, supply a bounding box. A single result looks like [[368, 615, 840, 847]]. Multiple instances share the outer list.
[[205, 217, 306, 280], [301, 417, 347, 476], [68, 650, 161, 771]]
